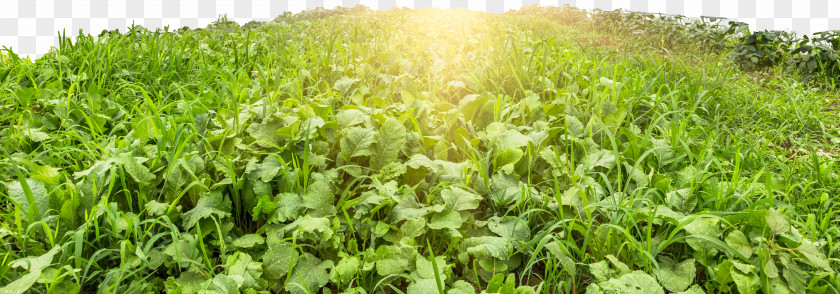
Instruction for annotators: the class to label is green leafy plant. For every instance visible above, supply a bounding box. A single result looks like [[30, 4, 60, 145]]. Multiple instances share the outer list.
[[731, 30, 794, 70], [789, 30, 840, 82], [0, 5, 838, 294]]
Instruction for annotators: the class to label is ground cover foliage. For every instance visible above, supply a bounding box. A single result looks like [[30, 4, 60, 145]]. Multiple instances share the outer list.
[[1, 5, 839, 294]]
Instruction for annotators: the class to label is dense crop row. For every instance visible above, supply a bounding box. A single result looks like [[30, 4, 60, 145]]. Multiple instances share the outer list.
[[1, 5, 839, 294], [515, 5, 840, 85]]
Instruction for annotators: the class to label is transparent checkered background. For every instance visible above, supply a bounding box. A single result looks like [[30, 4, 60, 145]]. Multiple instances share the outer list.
[[1, 0, 839, 60]]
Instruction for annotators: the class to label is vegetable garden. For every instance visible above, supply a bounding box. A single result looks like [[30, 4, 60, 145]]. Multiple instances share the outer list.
[[1, 5, 839, 294]]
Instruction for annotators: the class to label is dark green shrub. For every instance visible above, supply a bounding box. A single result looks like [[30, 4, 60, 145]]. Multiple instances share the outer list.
[[590, 9, 738, 52], [684, 19, 742, 52], [730, 30, 793, 70], [790, 30, 840, 81]]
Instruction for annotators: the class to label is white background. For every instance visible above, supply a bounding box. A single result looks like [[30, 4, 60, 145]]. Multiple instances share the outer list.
[[1, 0, 839, 59]]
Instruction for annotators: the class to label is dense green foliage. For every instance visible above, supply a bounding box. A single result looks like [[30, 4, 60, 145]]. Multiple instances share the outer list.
[[730, 30, 793, 71], [789, 31, 840, 82], [1, 5, 839, 294], [573, 6, 840, 84]]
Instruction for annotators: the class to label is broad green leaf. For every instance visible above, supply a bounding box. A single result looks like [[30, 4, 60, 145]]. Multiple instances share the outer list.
[[730, 265, 760, 294], [434, 160, 474, 184], [650, 138, 676, 165], [340, 127, 376, 161], [114, 152, 156, 184], [286, 253, 333, 294], [765, 208, 790, 235], [302, 179, 336, 217], [336, 109, 367, 128], [723, 210, 769, 229], [731, 260, 755, 274], [447, 80, 466, 88], [284, 215, 333, 241], [564, 115, 585, 138], [539, 147, 570, 179], [457, 92, 483, 112], [441, 187, 482, 211], [6, 178, 49, 218], [522, 91, 541, 111], [182, 191, 231, 230], [494, 147, 524, 174], [598, 77, 620, 88], [496, 129, 531, 150], [429, 210, 463, 229], [23, 128, 50, 142], [298, 116, 325, 140], [675, 166, 701, 188], [768, 278, 792, 294], [797, 242, 832, 272], [560, 186, 587, 211], [462, 236, 512, 260], [415, 256, 449, 280], [763, 252, 779, 279], [500, 273, 516, 293], [375, 245, 410, 276], [377, 162, 407, 181], [714, 259, 734, 285], [604, 255, 631, 276], [252, 195, 275, 219], [262, 242, 298, 280], [406, 154, 435, 170], [390, 195, 433, 221], [232, 234, 265, 249], [275, 115, 302, 139], [247, 119, 285, 148], [781, 254, 807, 294], [334, 76, 360, 95], [330, 255, 361, 284], [163, 234, 201, 269], [38, 269, 79, 293], [484, 123, 531, 150], [545, 241, 576, 273], [371, 117, 406, 170], [407, 279, 439, 294], [675, 285, 706, 294], [30, 164, 61, 186], [247, 155, 284, 182], [203, 274, 240, 294], [665, 188, 696, 213], [655, 257, 695, 292], [601, 99, 618, 116], [165, 271, 206, 294], [272, 192, 303, 223], [587, 149, 616, 170], [725, 229, 753, 259], [448, 280, 476, 294], [0, 246, 60, 294], [515, 286, 537, 294], [585, 270, 664, 294], [145, 200, 169, 217], [486, 273, 506, 292], [652, 205, 684, 224], [623, 163, 648, 187], [131, 115, 157, 143], [224, 251, 262, 289], [400, 217, 427, 239], [488, 216, 530, 241], [682, 217, 719, 258]]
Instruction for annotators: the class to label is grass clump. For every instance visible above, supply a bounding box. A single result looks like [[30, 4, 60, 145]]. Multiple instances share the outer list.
[[1, 5, 839, 294]]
